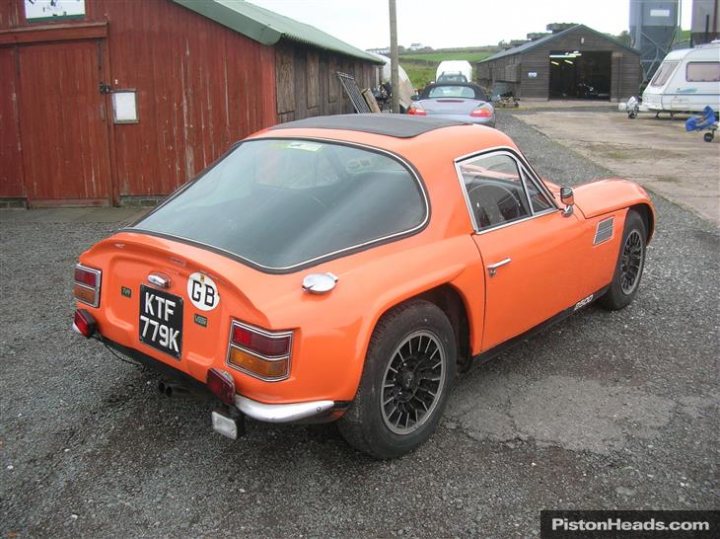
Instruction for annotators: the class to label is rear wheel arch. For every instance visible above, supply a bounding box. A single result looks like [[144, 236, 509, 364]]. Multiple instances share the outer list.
[[417, 285, 472, 371], [339, 297, 458, 458], [366, 283, 472, 373]]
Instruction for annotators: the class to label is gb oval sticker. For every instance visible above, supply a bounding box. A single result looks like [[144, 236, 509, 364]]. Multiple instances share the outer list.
[[187, 272, 220, 311]]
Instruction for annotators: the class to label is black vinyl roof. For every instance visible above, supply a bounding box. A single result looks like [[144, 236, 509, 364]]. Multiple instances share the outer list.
[[270, 113, 470, 138]]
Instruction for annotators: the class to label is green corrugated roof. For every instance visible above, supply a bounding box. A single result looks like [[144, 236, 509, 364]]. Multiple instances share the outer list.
[[172, 0, 382, 64]]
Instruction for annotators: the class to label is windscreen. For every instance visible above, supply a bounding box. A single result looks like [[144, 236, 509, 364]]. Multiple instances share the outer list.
[[650, 60, 679, 87], [423, 84, 488, 101], [133, 139, 427, 271]]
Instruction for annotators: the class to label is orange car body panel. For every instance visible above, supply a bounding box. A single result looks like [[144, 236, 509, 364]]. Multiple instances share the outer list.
[[76, 124, 655, 407], [471, 207, 625, 350], [545, 178, 655, 236]]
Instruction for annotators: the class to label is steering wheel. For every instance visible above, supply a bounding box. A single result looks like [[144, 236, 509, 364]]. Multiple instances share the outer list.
[[467, 183, 523, 228]]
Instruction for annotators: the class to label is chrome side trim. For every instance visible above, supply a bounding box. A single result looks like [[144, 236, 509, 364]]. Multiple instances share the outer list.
[[594, 217, 615, 245], [453, 145, 559, 210], [234, 395, 335, 423], [453, 148, 560, 234], [469, 208, 557, 236]]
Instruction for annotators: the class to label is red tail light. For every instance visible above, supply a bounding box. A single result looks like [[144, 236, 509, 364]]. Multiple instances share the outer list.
[[407, 105, 427, 116], [207, 368, 236, 405], [231, 324, 291, 357], [227, 321, 293, 381], [73, 309, 97, 338], [74, 267, 98, 287], [74, 264, 102, 307], [470, 106, 493, 118]]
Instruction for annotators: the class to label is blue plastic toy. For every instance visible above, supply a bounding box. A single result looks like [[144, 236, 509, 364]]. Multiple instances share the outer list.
[[685, 106, 718, 142]]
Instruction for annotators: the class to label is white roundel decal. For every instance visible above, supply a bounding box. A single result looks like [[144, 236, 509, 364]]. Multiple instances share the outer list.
[[187, 272, 220, 311]]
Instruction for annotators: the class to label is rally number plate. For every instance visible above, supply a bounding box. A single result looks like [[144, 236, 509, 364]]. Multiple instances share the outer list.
[[139, 285, 183, 358]]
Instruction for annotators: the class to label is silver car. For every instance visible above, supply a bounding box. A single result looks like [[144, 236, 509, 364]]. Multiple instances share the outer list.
[[408, 82, 496, 127]]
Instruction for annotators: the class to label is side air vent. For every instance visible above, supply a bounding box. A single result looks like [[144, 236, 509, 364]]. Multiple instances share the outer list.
[[594, 217, 614, 245]]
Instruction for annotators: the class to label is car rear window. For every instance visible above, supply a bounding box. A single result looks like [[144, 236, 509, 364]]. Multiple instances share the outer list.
[[422, 84, 488, 101], [132, 139, 428, 271]]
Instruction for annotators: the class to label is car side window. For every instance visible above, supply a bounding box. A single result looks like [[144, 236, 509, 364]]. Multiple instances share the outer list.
[[459, 153, 532, 231], [521, 168, 553, 212]]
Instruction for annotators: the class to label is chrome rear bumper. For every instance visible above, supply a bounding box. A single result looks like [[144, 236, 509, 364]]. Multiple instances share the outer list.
[[234, 395, 335, 423], [97, 336, 338, 424]]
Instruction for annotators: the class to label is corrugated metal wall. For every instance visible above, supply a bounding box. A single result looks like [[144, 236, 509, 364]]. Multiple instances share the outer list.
[[100, 0, 277, 200], [17, 40, 113, 204], [0, 0, 21, 29], [0, 0, 278, 205], [476, 27, 641, 101], [275, 41, 376, 123], [0, 46, 23, 199]]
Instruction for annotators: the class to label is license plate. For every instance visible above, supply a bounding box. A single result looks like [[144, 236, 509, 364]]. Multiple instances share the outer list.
[[139, 285, 183, 358]]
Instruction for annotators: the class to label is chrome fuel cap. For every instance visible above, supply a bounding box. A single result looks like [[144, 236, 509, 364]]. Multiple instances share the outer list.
[[302, 273, 338, 294]]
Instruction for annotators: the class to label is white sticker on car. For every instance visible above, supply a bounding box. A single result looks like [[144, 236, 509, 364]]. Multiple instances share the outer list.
[[574, 294, 594, 311], [286, 141, 322, 152], [187, 272, 220, 311]]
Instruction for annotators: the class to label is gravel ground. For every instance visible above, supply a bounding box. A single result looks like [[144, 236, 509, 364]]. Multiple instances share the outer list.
[[1, 112, 718, 538]]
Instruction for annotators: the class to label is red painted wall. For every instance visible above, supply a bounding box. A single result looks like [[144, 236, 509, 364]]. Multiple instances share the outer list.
[[0, 0, 277, 203], [0, 46, 23, 198]]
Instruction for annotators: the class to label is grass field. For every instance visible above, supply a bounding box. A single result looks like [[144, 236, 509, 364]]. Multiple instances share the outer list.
[[402, 64, 436, 89], [398, 47, 497, 89], [399, 50, 495, 63]]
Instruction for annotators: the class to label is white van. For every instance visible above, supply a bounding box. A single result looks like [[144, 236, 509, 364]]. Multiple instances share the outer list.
[[641, 41, 720, 114], [436, 60, 472, 83]]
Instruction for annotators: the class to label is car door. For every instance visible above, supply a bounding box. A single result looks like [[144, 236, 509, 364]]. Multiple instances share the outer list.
[[456, 150, 595, 352]]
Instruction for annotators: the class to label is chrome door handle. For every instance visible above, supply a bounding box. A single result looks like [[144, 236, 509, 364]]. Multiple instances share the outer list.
[[487, 257, 511, 277]]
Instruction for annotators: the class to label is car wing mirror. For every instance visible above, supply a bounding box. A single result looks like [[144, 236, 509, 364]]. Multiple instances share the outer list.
[[560, 186, 574, 217]]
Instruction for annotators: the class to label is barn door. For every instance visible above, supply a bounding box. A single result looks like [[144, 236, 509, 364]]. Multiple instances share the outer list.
[[18, 39, 112, 206]]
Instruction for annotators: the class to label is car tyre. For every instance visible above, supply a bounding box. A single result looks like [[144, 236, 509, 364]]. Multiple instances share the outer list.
[[338, 300, 456, 459], [598, 210, 646, 311]]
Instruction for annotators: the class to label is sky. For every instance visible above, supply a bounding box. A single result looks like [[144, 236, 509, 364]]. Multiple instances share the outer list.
[[245, 0, 693, 50]]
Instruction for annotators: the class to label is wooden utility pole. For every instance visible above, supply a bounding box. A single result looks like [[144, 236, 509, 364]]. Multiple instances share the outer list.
[[389, 0, 399, 113]]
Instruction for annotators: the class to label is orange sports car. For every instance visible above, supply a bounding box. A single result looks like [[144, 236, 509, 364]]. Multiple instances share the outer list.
[[72, 114, 655, 459]]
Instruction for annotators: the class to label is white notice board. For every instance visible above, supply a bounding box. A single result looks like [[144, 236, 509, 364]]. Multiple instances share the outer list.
[[112, 91, 139, 124]]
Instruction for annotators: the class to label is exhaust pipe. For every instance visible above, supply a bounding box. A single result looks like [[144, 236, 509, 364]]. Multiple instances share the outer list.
[[158, 380, 191, 399]]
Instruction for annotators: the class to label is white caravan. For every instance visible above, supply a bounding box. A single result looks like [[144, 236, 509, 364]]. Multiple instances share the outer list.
[[641, 41, 720, 114]]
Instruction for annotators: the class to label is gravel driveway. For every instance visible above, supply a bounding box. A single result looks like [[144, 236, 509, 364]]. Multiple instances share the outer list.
[[1, 113, 718, 538]]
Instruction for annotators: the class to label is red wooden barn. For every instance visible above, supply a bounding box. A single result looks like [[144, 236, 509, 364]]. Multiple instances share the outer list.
[[0, 0, 381, 207]]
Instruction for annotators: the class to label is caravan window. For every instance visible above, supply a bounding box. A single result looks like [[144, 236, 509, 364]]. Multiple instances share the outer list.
[[686, 62, 720, 82], [650, 61, 679, 87]]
